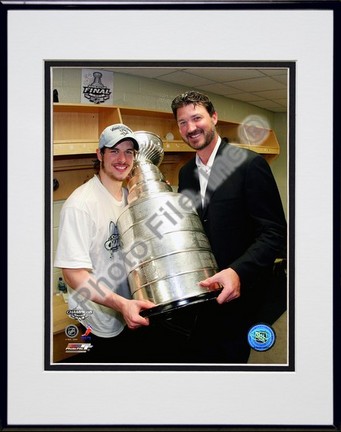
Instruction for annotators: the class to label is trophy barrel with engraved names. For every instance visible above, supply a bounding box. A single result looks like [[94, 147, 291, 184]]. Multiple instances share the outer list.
[[116, 131, 221, 318]]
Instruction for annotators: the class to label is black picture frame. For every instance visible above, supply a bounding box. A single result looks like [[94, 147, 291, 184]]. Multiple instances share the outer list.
[[2, 1, 340, 431]]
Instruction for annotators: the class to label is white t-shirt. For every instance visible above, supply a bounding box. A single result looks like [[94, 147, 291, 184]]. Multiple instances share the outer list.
[[54, 175, 131, 338]]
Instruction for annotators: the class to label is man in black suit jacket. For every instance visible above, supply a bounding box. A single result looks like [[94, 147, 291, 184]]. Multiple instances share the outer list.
[[169, 91, 287, 363]]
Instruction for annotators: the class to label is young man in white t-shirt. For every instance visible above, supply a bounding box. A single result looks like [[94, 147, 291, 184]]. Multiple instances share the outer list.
[[54, 124, 155, 363]]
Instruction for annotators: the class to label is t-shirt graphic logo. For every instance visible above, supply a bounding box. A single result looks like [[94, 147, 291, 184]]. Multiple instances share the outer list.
[[104, 221, 120, 257]]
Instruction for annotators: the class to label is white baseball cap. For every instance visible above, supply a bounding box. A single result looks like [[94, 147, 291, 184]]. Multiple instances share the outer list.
[[99, 124, 139, 150]]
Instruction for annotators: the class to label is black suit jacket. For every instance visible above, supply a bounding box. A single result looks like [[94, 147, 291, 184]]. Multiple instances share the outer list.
[[177, 139, 287, 349]]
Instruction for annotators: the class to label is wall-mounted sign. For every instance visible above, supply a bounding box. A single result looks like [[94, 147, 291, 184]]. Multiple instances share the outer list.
[[81, 68, 113, 105]]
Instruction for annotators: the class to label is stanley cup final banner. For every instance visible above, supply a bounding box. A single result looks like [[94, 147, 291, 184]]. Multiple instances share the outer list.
[[81, 68, 114, 105]]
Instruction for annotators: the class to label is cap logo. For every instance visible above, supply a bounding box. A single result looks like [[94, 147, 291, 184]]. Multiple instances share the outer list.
[[110, 125, 132, 137]]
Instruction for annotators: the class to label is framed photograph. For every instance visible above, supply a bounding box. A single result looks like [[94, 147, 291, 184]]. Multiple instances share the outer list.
[[47, 60, 292, 371], [3, 1, 340, 430]]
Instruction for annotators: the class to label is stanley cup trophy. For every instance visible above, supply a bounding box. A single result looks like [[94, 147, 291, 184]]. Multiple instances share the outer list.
[[116, 131, 221, 318]]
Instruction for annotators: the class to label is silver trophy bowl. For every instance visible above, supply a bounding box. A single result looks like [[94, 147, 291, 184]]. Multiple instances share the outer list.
[[116, 131, 220, 317]]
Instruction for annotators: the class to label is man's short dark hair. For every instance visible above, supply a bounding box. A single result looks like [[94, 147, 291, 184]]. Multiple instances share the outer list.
[[171, 91, 216, 119]]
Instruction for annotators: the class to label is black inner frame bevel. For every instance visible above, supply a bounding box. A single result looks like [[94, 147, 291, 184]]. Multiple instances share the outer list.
[[45, 60, 295, 373]]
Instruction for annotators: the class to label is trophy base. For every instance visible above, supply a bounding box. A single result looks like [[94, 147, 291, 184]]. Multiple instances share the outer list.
[[140, 289, 222, 319]]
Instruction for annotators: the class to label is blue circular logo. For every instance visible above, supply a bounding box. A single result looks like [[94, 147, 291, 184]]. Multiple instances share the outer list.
[[247, 324, 276, 352]]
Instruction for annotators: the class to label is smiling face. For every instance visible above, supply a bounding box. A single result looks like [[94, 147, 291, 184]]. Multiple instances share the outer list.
[[176, 103, 218, 152], [97, 140, 135, 183]]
